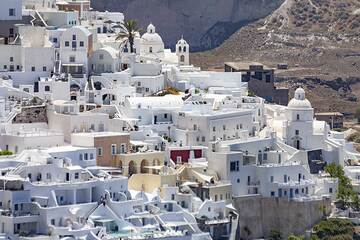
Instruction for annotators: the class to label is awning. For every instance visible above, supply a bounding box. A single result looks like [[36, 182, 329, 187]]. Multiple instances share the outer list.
[[143, 165, 163, 170], [181, 181, 199, 187], [62, 63, 84, 67], [226, 203, 237, 212], [191, 170, 214, 183]]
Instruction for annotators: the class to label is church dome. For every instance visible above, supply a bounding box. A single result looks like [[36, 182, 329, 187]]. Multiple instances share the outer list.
[[141, 23, 164, 45], [287, 87, 312, 109]]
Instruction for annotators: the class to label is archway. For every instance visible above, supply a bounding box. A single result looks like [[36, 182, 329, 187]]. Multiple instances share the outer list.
[[128, 161, 137, 176], [140, 159, 149, 174]]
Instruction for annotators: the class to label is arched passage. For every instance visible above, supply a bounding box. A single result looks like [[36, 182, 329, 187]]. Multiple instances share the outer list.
[[140, 159, 149, 174], [128, 161, 137, 176]]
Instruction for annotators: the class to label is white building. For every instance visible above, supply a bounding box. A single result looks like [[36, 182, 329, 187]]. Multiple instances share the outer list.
[[0, 25, 55, 86], [0, 0, 22, 21], [59, 26, 93, 77]]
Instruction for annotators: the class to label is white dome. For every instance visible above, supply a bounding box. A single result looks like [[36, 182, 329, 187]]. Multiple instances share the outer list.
[[141, 23, 164, 45], [147, 23, 155, 33], [294, 88, 305, 100], [287, 87, 312, 109], [141, 32, 163, 45]]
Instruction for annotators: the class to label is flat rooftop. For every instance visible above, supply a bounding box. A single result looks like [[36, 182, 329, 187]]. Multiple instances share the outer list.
[[315, 112, 344, 116], [72, 131, 130, 138], [225, 61, 272, 71]]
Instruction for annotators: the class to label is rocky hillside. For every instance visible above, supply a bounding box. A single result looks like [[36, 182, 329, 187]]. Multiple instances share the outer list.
[[91, 0, 284, 51], [192, 0, 360, 114]]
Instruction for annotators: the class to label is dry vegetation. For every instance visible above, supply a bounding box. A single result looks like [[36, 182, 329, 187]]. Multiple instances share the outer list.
[[191, 0, 360, 115]]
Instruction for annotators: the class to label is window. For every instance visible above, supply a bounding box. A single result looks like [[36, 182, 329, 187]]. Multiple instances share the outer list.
[[72, 41, 77, 49], [31, 66, 35, 72], [201, 136, 205, 142], [180, 55, 185, 62], [84, 153, 88, 160], [74, 173, 79, 179], [237, 178, 240, 183], [111, 144, 117, 155], [223, 125, 226, 130], [295, 130, 299, 135], [9, 28, 14, 36], [97, 147, 103, 156], [99, 54, 104, 60], [3, 65, 7, 70], [183, 46, 186, 52], [69, 56, 75, 62], [72, 34, 76, 40], [296, 114, 300, 120], [9, 8, 15, 16], [45, 86, 50, 92], [329, 188, 333, 193], [79, 154, 83, 160], [79, 41, 84, 47], [10, 57, 13, 62], [193, 124, 197, 130], [53, 38, 58, 43], [145, 88, 149, 92], [164, 113, 168, 119], [270, 176, 274, 183], [176, 156, 182, 164], [90, 153, 94, 159], [230, 161, 239, 172], [271, 191, 275, 197], [51, 219, 55, 225], [265, 74, 271, 83], [196, 136, 200, 142], [149, 47, 153, 53], [121, 144, 126, 154], [284, 175, 287, 183], [213, 126, 216, 132], [43, 66, 47, 72], [65, 41, 69, 47]]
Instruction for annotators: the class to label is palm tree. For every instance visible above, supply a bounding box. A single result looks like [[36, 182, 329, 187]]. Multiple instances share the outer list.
[[115, 20, 141, 53]]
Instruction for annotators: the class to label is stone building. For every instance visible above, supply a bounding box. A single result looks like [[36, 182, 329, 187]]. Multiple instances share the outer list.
[[315, 112, 344, 129], [225, 62, 289, 105]]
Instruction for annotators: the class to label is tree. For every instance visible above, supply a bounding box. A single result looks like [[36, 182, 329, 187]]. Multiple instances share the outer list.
[[269, 230, 282, 240], [324, 163, 356, 207], [288, 234, 304, 240], [312, 218, 354, 239], [115, 20, 142, 53], [355, 107, 360, 123]]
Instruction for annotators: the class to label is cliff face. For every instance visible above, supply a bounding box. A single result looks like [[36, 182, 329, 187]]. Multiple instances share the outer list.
[[91, 0, 284, 50]]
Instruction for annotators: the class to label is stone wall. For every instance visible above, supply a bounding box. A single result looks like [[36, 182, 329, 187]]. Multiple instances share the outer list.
[[233, 195, 331, 239], [12, 105, 47, 123]]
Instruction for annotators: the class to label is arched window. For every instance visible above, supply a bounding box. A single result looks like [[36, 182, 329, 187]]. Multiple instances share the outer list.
[[183, 46, 186, 52], [178, 46, 182, 52], [45, 86, 51, 92], [149, 47, 153, 53], [180, 55, 185, 62]]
